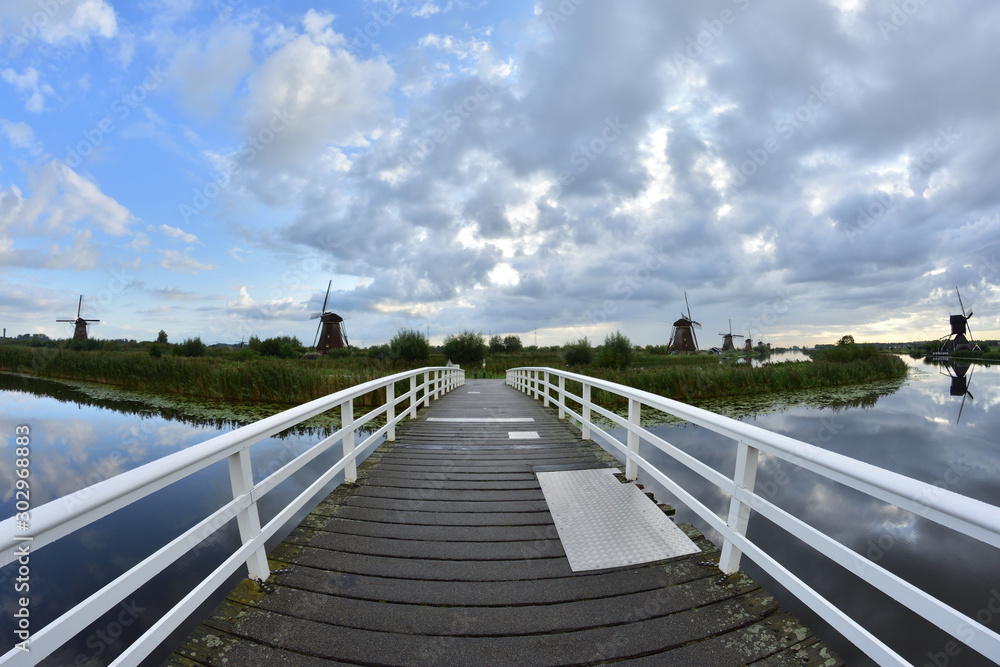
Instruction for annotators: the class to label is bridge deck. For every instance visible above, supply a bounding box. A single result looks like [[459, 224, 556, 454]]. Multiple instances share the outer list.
[[166, 379, 840, 666]]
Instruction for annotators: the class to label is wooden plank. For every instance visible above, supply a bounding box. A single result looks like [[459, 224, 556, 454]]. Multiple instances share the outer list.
[[167, 379, 843, 666]]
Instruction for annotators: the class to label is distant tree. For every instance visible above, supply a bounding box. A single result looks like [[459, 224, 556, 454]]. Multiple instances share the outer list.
[[563, 337, 592, 366], [598, 330, 633, 369], [489, 335, 505, 354], [503, 335, 523, 353], [389, 328, 430, 362], [259, 335, 304, 358], [156, 330, 168, 344], [248, 335, 261, 350], [837, 335, 856, 346], [176, 337, 206, 357], [149, 344, 163, 358], [442, 330, 487, 366]]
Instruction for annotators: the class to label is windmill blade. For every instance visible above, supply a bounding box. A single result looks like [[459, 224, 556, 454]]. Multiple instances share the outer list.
[[312, 320, 323, 350], [321, 280, 332, 314], [310, 312, 323, 320], [733, 334, 745, 339], [957, 392, 968, 424], [691, 320, 702, 329], [77, 295, 83, 318], [684, 291, 692, 322], [956, 287, 968, 319]]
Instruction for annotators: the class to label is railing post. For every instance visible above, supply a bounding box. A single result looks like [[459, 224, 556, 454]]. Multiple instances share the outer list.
[[582, 383, 591, 440], [423, 371, 431, 407], [626, 398, 640, 481], [720, 439, 760, 573], [558, 374, 565, 419], [227, 449, 269, 581], [410, 374, 418, 418], [386, 380, 395, 442], [542, 371, 550, 407], [342, 398, 357, 483]]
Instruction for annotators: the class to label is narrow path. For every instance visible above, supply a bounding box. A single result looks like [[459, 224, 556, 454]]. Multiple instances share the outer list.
[[167, 379, 840, 666]]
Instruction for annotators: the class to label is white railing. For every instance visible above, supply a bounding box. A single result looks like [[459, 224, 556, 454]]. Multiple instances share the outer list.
[[507, 367, 1000, 666], [0, 366, 464, 666]]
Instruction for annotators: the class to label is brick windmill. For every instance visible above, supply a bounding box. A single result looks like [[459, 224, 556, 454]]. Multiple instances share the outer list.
[[669, 291, 701, 354], [718, 319, 744, 351], [311, 280, 350, 352], [938, 287, 979, 354], [57, 295, 100, 340]]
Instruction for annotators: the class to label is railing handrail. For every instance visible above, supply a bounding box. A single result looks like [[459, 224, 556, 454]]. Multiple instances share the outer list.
[[0, 365, 464, 666], [506, 366, 1000, 665]]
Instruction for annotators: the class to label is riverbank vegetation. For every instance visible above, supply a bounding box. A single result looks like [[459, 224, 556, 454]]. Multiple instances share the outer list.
[[1, 330, 908, 410]]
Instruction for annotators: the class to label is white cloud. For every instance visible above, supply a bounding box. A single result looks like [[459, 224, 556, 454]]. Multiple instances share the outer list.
[[157, 224, 198, 244], [234, 23, 395, 181], [40, 0, 117, 44], [0, 119, 39, 153], [225, 285, 302, 319], [413, 3, 441, 18], [1, 67, 55, 113], [157, 249, 215, 274], [166, 21, 255, 117]]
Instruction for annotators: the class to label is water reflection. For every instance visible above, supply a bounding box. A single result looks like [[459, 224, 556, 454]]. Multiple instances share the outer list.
[[0, 373, 379, 665], [599, 355, 1000, 666]]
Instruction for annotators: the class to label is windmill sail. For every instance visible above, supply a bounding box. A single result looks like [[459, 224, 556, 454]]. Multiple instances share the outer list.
[[312, 281, 350, 352]]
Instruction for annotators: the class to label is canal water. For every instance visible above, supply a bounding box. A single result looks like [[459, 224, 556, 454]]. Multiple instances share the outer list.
[[616, 355, 1000, 666], [1, 357, 998, 665], [0, 373, 377, 666]]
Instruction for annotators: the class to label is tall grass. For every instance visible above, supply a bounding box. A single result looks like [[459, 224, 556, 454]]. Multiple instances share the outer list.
[[558, 356, 908, 409], [0, 346, 411, 406]]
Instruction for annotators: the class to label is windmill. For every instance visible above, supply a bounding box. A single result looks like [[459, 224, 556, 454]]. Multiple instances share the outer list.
[[938, 287, 979, 354], [743, 329, 754, 353], [669, 291, 701, 353], [941, 361, 975, 424], [718, 319, 744, 351], [310, 280, 350, 352], [57, 295, 100, 341]]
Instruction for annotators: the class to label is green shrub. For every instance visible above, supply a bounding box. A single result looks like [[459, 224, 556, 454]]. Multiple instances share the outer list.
[[598, 330, 633, 369], [563, 338, 592, 365], [390, 328, 430, 362], [442, 330, 486, 366], [176, 337, 207, 357]]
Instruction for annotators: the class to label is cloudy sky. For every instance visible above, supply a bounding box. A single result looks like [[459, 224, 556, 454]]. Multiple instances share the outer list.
[[1, 0, 998, 348]]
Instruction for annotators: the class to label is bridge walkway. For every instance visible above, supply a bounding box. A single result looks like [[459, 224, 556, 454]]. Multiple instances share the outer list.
[[166, 378, 839, 666]]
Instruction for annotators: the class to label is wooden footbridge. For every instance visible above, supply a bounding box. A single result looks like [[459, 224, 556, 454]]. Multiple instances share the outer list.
[[4, 366, 1000, 665], [167, 379, 833, 666]]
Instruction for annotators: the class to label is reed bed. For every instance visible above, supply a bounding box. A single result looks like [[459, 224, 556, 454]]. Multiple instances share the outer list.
[[0, 346, 399, 406], [557, 356, 908, 410]]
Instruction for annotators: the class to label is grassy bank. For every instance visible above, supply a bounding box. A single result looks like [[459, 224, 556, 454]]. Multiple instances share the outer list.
[[0, 345, 407, 406], [565, 355, 907, 409], [1, 342, 907, 412]]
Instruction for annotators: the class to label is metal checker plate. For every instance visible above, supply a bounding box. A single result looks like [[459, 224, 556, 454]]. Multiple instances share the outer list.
[[427, 417, 534, 422], [537, 468, 700, 572], [508, 431, 540, 439]]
